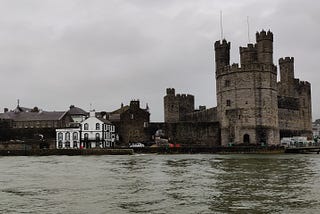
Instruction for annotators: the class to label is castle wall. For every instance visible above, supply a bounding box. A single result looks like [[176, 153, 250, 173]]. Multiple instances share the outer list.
[[149, 122, 220, 146], [277, 56, 312, 139], [162, 30, 312, 147], [182, 107, 217, 122]]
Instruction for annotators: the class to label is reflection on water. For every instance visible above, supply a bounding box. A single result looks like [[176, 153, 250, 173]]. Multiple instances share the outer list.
[[0, 154, 320, 213]]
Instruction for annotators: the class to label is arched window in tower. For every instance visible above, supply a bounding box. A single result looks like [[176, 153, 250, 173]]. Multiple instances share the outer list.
[[96, 133, 100, 141], [84, 133, 89, 140], [226, 100, 231, 107], [96, 123, 100, 130], [84, 123, 89, 130]]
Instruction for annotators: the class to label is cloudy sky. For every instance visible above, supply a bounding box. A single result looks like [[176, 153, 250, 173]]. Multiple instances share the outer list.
[[0, 0, 319, 121]]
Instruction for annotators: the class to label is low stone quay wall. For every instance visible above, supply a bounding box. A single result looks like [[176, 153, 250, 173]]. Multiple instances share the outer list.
[[0, 146, 285, 156], [132, 146, 285, 154], [0, 149, 134, 156]]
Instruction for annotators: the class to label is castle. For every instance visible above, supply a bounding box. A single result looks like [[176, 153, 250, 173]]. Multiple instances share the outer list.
[[164, 30, 312, 146]]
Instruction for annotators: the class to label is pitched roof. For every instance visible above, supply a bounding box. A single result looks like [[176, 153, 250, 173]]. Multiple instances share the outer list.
[[68, 105, 87, 116], [0, 111, 67, 121], [97, 117, 112, 125], [110, 105, 129, 114], [13, 106, 32, 113]]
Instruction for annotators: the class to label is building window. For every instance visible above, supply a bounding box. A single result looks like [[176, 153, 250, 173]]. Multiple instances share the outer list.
[[225, 80, 230, 87], [111, 125, 115, 132], [84, 133, 89, 140], [65, 141, 70, 148], [143, 122, 148, 128], [58, 141, 62, 148], [96, 123, 100, 130], [73, 141, 78, 148], [226, 100, 231, 107], [84, 123, 89, 130], [65, 132, 70, 141], [96, 133, 100, 141], [73, 132, 78, 141], [58, 132, 63, 141], [131, 114, 134, 119]]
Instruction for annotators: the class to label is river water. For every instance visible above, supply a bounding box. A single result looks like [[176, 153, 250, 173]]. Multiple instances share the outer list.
[[0, 154, 320, 214]]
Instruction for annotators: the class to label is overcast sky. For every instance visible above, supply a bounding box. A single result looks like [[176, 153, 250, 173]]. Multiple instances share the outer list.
[[0, 0, 319, 121]]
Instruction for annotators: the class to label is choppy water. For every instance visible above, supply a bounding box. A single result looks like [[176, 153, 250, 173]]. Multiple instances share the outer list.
[[0, 154, 320, 214]]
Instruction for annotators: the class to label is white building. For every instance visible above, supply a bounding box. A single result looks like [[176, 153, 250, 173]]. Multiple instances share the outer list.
[[56, 111, 116, 149]]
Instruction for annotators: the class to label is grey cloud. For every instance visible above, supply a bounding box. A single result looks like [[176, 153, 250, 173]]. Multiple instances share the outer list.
[[0, 0, 319, 121]]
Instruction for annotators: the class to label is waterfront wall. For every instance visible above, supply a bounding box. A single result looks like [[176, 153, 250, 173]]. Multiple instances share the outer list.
[[0, 148, 134, 156], [148, 122, 220, 146]]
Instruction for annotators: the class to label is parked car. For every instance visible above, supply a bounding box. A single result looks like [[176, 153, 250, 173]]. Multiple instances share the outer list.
[[129, 143, 145, 148]]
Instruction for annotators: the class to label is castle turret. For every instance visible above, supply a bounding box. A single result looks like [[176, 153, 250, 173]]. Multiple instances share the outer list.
[[164, 88, 179, 123], [256, 30, 273, 64], [240, 43, 257, 66], [164, 88, 194, 123], [214, 39, 230, 70], [279, 57, 295, 97]]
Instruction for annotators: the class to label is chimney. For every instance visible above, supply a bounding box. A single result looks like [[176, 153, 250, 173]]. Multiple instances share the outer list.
[[89, 110, 95, 117]]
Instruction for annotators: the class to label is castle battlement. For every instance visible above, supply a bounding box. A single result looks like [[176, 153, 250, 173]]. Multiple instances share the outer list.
[[217, 63, 276, 75], [214, 39, 230, 49], [166, 88, 175, 95], [279, 57, 294, 64], [176, 94, 194, 99], [240, 43, 257, 52], [299, 80, 311, 87], [256, 30, 273, 42]]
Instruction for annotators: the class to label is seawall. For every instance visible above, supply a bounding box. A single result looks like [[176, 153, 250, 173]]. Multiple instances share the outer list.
[[0, 149, 134, 156]]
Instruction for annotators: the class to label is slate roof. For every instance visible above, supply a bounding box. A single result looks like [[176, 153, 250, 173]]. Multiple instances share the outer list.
[[97, 117, 112, 125], [0, 111, 67, 121], [68, 105, 88, 116], [110, 106, 130, 114]]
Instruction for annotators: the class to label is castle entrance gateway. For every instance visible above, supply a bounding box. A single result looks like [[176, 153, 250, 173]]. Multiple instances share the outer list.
[[243, 134, 250, 144]]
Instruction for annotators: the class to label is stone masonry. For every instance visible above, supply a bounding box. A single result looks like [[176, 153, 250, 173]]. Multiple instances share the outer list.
[[164, 30, 312, 146]]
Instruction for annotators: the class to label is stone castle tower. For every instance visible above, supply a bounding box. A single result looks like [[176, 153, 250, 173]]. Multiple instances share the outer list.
[[277, 57, 312, 137], [162, 30, 312, 146], [164, 88, 194, 123], [215, 30, 279, 146]]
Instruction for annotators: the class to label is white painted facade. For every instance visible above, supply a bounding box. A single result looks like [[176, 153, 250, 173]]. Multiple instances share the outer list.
[[56, 111, 116, 149]]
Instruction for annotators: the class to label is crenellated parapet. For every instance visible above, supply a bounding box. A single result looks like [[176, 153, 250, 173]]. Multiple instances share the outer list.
[[166, 88, 175, 96], [279, 57, 294, 64], [297, 80, 311, 94], [216, 62, 277, 77], [256, 30, 273, 42]]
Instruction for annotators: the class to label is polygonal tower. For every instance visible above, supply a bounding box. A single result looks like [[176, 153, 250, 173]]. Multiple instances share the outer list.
[[215, 30, 279, 146]]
